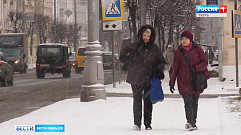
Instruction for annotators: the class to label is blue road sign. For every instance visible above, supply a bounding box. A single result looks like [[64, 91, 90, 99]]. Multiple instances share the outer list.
[[101, 0, 124, 21], [232, 10, 241, 38], [206, 0, 217, 5], [234, 14, 241, 35]]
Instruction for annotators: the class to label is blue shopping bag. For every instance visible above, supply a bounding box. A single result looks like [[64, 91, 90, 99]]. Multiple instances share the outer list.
[[150, 78, 164, 104]]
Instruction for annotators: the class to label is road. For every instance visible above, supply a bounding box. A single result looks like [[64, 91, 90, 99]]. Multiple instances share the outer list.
[[0, 68, 122, 123]]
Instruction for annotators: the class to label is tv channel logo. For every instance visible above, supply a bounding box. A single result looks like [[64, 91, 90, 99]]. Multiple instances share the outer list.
[[35, 125, 65, 132], [15, 125, 35, 132], [196, 5, 227, 17], [196, 5, 227, 13], [15, 124, 65, 132]]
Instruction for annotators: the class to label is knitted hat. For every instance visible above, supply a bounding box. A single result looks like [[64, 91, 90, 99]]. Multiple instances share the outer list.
[[181, 30, 193, 41]]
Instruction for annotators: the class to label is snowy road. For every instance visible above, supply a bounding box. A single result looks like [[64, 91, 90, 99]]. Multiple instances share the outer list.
[[0, 68, 121, 123]]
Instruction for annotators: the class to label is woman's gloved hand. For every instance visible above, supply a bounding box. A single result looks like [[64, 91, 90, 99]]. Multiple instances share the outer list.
[[170, 86, 175, 93]]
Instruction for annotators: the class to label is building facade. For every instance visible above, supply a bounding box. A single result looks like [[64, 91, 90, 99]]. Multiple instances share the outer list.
[[222, 0, 241, 81], [0, 0, 18, 32]]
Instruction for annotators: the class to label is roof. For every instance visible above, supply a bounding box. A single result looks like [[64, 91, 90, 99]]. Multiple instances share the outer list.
[[0, 33, 26, 36], [38, 43, 68, 47], [77, 46, 86, 49]]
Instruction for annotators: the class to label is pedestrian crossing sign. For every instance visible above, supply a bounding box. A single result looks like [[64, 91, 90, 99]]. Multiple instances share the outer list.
[[232, 10, 241, 38], [101, 0, 124, 21]]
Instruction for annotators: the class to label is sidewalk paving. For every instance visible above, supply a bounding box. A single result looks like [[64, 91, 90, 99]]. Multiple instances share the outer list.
[[0, 71, 240, 135]]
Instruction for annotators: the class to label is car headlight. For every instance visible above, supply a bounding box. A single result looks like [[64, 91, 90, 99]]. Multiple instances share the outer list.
[[14, 60, 20, 64]]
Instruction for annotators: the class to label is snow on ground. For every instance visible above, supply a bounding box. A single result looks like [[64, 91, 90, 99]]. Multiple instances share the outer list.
[[0, 97, 240, 135], [107, 71, 239, 95], [0, 71, 240, 135]]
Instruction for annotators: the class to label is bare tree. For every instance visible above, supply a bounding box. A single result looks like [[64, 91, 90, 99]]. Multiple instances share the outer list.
[[73, 23, 81, 50], [7, 11, 23, 33], [147, 0, 198, 51], [53, 21, 67, 44], [127, 0, 138, 42], [35, 14, 51, 44], [66, 23, 81, 51], [67, 24, 74, 47], [146, 0, 168, 51]]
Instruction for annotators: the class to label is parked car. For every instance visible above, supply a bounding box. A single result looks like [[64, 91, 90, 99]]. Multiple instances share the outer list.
[[36, 43, 71, 78], [102, 51, 119, 70], [0, 52, 14, 86]]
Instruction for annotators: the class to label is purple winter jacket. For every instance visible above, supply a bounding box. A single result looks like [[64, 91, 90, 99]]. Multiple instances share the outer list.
[[169, 42, 208, 95]]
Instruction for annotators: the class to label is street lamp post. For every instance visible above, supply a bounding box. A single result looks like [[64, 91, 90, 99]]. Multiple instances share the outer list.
[[22, 0, 25, 33], [80, 0, 106, 102], [1, 0, 4, 29]]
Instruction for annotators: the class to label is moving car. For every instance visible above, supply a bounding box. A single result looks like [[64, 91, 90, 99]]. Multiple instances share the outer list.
[[0, 33, 28, 74], [74, 48, 119, 73], [75, 47, 86, 73], [36, 43, 71, 78], [69, 52, 76, 68], [0, 52, 14, 86]]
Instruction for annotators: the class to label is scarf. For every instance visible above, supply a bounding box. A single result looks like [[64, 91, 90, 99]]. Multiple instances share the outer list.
[[182, 42, 192, 52]]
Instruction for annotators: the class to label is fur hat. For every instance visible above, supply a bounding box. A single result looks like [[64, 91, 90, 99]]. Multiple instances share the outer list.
[[168, 45, 173, 48], [180, 30, 193, 41], [137, 24, 156, 43]]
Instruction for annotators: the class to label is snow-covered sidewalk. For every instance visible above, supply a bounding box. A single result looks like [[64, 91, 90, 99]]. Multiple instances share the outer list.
[[0, 96, 240, 135], [107, 71, 240, 96], [0, 71, 240, 135]]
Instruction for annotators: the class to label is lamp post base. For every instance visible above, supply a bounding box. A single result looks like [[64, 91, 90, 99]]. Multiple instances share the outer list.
[[81, 84, 106, 102]]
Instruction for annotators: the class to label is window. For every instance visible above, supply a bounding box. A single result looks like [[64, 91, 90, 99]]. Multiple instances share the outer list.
[[60, 8, 64, 19], [39, 47, 61, 57], [10, 0, 13, 5], [77, 48, 86, 56], [27, 0, 31, 5]]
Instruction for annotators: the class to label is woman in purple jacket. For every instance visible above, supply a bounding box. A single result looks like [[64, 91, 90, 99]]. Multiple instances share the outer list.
[[169, 30, 208, 131]]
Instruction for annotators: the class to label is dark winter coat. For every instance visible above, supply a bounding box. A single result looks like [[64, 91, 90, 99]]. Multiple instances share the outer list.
[[120, 25, 166, 87], [169, 42, 208, 95]]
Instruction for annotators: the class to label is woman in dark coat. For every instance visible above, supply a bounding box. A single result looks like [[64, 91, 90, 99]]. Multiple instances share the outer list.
[[169, 30, 208, 131], [120, 24, 166, 131]]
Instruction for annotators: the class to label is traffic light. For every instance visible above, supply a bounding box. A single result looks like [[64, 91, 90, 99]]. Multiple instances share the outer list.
[[0, 29, 2, 34], [115, 42, 118, 46]]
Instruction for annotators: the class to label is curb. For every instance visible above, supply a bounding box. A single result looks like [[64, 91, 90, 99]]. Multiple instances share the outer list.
[[107, 93, 240, 98]]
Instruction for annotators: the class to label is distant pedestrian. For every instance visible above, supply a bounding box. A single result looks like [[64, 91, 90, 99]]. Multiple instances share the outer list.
[[208, 47, 214, 64], [164, 44, 174, 77], [205, 47, 214, 64], [169, 30, 208, 131], [119, 24, 166, 131]]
